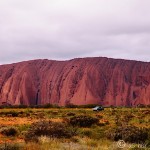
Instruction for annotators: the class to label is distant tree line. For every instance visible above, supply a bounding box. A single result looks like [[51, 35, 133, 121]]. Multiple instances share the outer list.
[[0, 103, 149, 109]]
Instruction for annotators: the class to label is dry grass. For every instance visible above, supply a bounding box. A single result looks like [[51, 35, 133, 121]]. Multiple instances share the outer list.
[[0, 107, 149, 149]]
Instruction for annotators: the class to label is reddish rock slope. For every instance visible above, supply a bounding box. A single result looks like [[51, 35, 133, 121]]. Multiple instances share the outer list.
[[0, 57, 150, 106]]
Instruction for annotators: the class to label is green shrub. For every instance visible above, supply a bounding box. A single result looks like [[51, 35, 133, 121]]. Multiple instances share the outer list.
[[0, 127, 18, 136], [80, 128, 93, 137], [8, 111, 20, 117], [106, 125, 149, 143], [65, 103, 77, 108], [145, 130, 150, 147], [69, 115, 99, 127], [79, 127, 105, 140], [25, 120, 77, 142], [66, 112, 76, 116], [51, 111, 58, 115], [0, 111, 20, 117], [18, 124, 30, 133]]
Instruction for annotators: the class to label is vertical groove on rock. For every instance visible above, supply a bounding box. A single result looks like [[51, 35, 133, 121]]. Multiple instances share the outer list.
[[36, 90, 39, 105]]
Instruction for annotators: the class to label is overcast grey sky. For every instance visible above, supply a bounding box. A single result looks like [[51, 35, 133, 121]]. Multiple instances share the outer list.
[[0, 0, 150, 64]]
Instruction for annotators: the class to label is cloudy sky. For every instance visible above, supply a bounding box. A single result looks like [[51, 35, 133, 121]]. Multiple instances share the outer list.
[[0, 0, 150, 64]]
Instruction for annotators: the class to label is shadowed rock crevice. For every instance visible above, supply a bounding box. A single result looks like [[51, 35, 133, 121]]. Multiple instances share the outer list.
[[36, 90, 40, 105]]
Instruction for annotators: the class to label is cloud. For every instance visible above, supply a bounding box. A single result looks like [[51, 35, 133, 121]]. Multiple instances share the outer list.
[[0, 0, 150, 64]]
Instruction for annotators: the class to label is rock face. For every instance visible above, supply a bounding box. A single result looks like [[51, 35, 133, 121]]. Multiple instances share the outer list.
[[0, 57, 150, 106]]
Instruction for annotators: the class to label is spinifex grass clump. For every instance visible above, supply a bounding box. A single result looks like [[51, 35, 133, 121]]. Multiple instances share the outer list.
[[0, 110, 20, 117], [0, 127, 18, 136], [66, 112, 76, 116], [25, 120, 77, 142], [106, 125, 149, 144], [69, 115, 99, 127]]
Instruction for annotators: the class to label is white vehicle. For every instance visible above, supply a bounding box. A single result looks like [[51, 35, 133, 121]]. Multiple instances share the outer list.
[[92, 106, 104, 111]]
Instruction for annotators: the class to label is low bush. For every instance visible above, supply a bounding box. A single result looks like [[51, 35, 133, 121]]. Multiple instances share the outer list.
[[0, 127, 18, 136], [9, 111, 20, 117], [0, 110, 25, 117], [69, 115, 99, 127], [106, 125, 149, 143], [79, 126, 105, 140], [145, 130, 150, 147], [79, 128, 93, 137], [25, 120, 77, 142], [66, 112, 76, 116], [51, 111, 58, 115], [18, 124, 30, 133]]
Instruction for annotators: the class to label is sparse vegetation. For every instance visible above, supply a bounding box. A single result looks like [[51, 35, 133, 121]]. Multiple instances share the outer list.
[[0, 143, 22, 150], [106, 125, 149, 143], [0, 107, 149, 149], [0, 127, 18, 136], [25, 120, 77, 142], [69, 115, 99, 127]]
